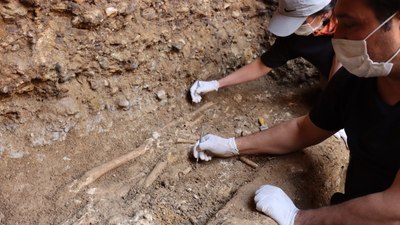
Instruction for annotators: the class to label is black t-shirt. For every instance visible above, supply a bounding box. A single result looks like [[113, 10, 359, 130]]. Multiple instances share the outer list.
[[310, 68, 400, 200], [261, 34, 334, 79]]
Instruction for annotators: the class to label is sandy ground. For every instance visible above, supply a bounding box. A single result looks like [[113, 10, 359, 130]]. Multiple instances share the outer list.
[[0, 1, 348, 224]]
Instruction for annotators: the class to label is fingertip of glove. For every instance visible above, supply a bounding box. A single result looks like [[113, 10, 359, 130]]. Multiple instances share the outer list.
[[191, 96, 202, 103]]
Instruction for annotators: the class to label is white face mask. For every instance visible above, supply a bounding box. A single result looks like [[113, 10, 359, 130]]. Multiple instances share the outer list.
[[332, 13, 400, 77], [295, 17, 323, 36]]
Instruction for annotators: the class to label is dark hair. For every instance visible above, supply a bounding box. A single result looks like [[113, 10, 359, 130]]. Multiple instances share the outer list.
[[365, 0, 399, 31], [313, 0, 336, 16]]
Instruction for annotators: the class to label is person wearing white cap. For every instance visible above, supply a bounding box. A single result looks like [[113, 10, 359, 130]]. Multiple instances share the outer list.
[[268, 0, 332, 37], [194, 0, 400, 224], [190, 0, 339, 105], [190, 0, 349, 146]]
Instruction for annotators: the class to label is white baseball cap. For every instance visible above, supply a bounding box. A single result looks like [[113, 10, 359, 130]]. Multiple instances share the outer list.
[[268, 0, 331, 37]]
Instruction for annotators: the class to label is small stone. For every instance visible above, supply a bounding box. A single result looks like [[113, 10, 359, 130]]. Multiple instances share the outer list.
[[233, 93, 242, 103], [170, 40, 185, 51], [59, 71, 76, 83], [152, 131, 160, 139], [179, 204, 188, 212], [234, 128, 242, 136], [89, 79, 100, 90], [242, 130, 251, 136], [9, 150, 24, 159], [189, 216, 198, 224], [73, 9, 104, 28], [58, 97, 80, 116], [118, 2, 136, 15], [86, 188, 97, 195], [11, 43, 20, 51], [105, 7, 118, 17], [232, 10, 240, 18], [141, 7, 157, 20], [110, 86, 119, 95], [260, 125, 269, 131], [156, 90, 167, 101], [116, 97, 130, 110], [177, 6, 189, 13], [97, 57, 110, 69]]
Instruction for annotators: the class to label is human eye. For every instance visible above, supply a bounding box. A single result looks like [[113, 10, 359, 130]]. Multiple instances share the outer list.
[[337, 18, 356, 29]]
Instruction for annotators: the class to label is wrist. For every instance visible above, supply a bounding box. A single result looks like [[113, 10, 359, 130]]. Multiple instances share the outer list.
[[229, 137, 239, 155], [294, 210, 303, 225], [212, 80, 221, 90]]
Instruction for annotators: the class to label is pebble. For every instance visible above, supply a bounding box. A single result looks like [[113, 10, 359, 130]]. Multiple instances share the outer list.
[[233, 93, 242, 103], [9, 150, 24, 159], [105, 7, 118, 17], [59, 97, 80, 116], [97, 57, 110, 69], [156, 90, 167, 101], [118, 2, 136, 15], [189, 216, 198, 224], [116, 97, 130, 110], [141, 7, 157, 20], [86, 188, 97, 195], [59, 71, 76, 83], [152, 131, 160, 139], [180, 205, 189, 213], [73, 9, 104, 28], [232, 10, 240, 18], [234, 128, 242, 136], [110, 86, 119, 95], [89, 79, 100, 90]]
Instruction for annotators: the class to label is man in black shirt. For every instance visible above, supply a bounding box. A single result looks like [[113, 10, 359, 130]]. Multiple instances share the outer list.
[[193, 0, 400, 224], [190, 0, 339, 104]]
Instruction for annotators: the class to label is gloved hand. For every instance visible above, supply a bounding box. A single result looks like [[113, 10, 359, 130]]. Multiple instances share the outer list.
[[190, 80, 219, 103], [193, 134, 239, 161], [254, 185, 299, 225]]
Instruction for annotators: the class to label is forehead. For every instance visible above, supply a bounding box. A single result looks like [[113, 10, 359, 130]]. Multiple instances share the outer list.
[[335, 0, 376, 23]]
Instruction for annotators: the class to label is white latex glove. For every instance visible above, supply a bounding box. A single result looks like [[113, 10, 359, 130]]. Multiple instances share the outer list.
[[190, 80, 219, 103], [193, 134, 239, 161], [334, 128, 348, 148], [255, 185, 299, 225]]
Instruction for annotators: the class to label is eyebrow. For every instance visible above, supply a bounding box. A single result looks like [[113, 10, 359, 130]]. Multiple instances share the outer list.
[[335, 12, 357, 20]]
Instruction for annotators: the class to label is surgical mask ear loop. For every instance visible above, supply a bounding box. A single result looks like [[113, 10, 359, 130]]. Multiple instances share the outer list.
[[386, 47, 400, 63], [308, 16, 317, 26], [363, 13, 398, 40], [363, 12, 400, 63]]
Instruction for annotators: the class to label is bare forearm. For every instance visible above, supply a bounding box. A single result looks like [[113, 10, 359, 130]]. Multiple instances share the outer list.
[[296, 191, 400, 225], [218, 58, 271, 88], [236, 115, 333, 155]]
